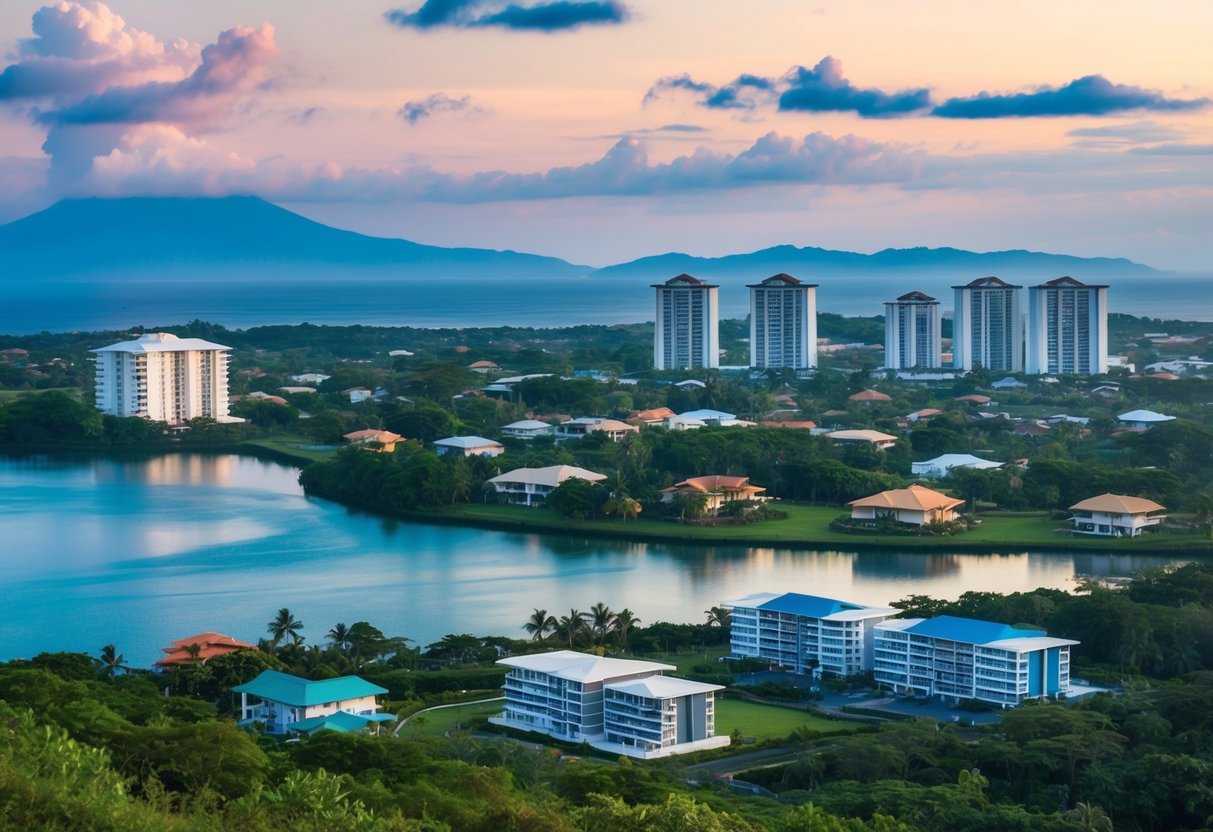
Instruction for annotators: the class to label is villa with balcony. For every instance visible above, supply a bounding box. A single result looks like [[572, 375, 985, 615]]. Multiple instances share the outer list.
[[1068, 493, 1167, 537], [232, 670, 394, 735], [486, 464, 606, 507]]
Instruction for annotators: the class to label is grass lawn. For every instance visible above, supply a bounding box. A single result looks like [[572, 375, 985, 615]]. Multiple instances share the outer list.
[[642, 646, 731, 675], [240, 434, 338, 464], [714, 698, 859, 742], [397, 699, 504, 737]]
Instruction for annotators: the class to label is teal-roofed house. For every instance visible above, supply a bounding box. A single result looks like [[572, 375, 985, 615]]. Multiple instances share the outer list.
[[725, 591, 897, 676], [873, 615, 1079, 707], [232, 670, 394, 735]]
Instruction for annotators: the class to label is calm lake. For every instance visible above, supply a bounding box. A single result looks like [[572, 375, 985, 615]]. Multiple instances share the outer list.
[[0, 453, 1182, 667]]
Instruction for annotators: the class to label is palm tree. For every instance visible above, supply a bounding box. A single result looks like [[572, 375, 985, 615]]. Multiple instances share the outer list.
[[327, 622, 352, 652], [613, 608, 640, 652], [1064, 802, 1113, 832], [589, 602, 616, 645], [523, 609, 557, 641], [267, 607, 304, 647], [555, 609, 590, 648], [705, 606, 732, 628], [96, 644, 125, 676]]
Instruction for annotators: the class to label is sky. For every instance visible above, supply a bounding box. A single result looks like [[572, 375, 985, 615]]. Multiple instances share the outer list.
[[0, 0, 1211, 269]]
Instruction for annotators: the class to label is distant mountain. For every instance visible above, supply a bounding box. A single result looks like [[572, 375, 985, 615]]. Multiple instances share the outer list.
[[0, 196, 591, 281], [593, 244, 1164, 284]]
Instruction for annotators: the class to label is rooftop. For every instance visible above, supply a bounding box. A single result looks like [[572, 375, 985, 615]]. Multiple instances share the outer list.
[[654, 273, 719, 289], [954, 276, 1022, 290], [605, 676, 724, 698], [232, 670, 387, 707], [92, 332, 231, 354], [1036, 275, 1108, 289], [498, 650, 675, 683], [849, 389, 893, 403], [894, 290, 937, 302], [487, 465, 607, 487], [746, 272, 818, 289], [1118, 409, 1175, 423], [826, 429, 898, 443], [754, 592, 885, 619], [1069, 493, 1166, 514], [849, 484, 964, 512], [501, 419, 554, 430], [901, 615, 1046, 645], [433, 435, 503, 449]]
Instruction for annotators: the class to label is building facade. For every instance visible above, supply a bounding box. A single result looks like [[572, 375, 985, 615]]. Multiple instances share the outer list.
[[491, 650, 729, 758], [884, 291, 942, 369], [653, 274, 720, 370], [1068, 493, 1166, 537], [485, 464, 606, 506], [726, 592, 896, 676], [233, 670, 392, 734], [92, 332, 236, 424], [873, 616, 1077, 707], [1025, 277, 1108, 375], [952, 277, 1023, 372], [747, 273, 818, 370]]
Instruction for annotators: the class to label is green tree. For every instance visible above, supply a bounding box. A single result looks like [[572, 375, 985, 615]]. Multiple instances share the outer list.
[[523, 608, 557, 641], [267, 608, 304, 647]]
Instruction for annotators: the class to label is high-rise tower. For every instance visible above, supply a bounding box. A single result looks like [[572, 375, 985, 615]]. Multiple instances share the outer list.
[[653, 274, 720, 370], [883, 291, 942, 369], [952, 277, 1023, 372], [748, 273, 818, 370], [1025, 276, 1108, 375]]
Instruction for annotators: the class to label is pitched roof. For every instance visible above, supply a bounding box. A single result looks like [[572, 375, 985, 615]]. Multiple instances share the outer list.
[[746, 272, 818, 288], [757, 593, 866, 618], [605, 676, 724, 698], [760, 420, 817, 430], [953, 276, 1022, 290], [467, 360, 499, 368], [1118, 409, 1175, 423], [901, 615, 1045, 645], [895, 290, 937, 302], [955, 394, 992, 404], [912, 453, 1001, 471], [1069, 493, 1166, 514], [849, 389, 892, 402], [848, 484, 964, 512], [826, 429, 898, 443], [498, 650, 675, 683], [634, 407, 676, 422], [286, 711, 395, 734], [92, 332, 231, 353], [501, 419, 554, 431], [677, 408, 737, 421], [433, 435, 503, 449], [154, 632, 257, 667], [1036, 275, 1108, 289], [662, 475, 764, 496], [344, 429, 403, 443], [487, 465, 607, 487], [653, 273, 719, 289], [232, 670, 387, 706]]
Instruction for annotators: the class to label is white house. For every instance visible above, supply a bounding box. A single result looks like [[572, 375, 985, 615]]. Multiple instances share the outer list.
[[555, 417, 639, 442], [486, 465, 606, 507], [344, 387, 373, 404], [500, 419, 556, 440], [1068, 493, 1167, 537], [433, 436, 505, 457], [826, 429, 898, 450], [874, 616, 1078, 707], [911, 454, 1003, 478], [1117, 409, 1176, 429], [491, 650, 729, 759], [91, 332, 241, 425], [848, 484, 964, 526], [990, 377, 1029, 390], [232, 670, 394, 735], [726, 592, 896, 677]]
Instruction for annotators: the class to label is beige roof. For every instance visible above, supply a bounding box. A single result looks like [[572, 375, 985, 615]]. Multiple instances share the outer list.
[[827, 429, 898, 443], [849, 389, 892, 402], [344, 429, 403, 443], [849, 484, 964, 512], [487, 465, 606, 488], [661, 475, 765, 497], [956, 394, 992, 404], [1069, 493, 1165, 514]]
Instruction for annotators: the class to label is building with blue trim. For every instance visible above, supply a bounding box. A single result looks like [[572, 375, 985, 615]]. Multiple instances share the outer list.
[[232, 670, 392, 735], [873, 615, 1077, 707], [726, 592, 897, 676]]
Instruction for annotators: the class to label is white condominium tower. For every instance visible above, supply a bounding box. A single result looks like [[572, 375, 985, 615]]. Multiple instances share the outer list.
[[884, 291, 942, 369], [92, 332, 236, 424], [747, 273, 818, 370], [1025, 276, 1108, 375], [952, 276, 1023, 372], [653, 274, 719, 370]]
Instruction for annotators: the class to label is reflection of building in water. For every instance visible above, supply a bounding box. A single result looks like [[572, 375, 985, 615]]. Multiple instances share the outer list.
[[95, 453, 233, 487], [852, 552, 961, 580], [1070, 554, 1180, 581]]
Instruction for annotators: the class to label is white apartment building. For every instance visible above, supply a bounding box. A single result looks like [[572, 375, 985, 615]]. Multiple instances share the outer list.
[[884, 291, 942, 370], [492, 650, 729, 759], [952, 277, 1023, 373], [92, 332, 239, 424], [748, 273, 818, 370], [1025, 276, 1109, 375], [873, 616, 1077, 707], [726, 592, 896, 677], [653, 274, 719, 370]]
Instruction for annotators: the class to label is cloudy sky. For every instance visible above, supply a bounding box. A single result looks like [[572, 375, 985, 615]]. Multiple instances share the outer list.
[[1, 0, 1211, 268]]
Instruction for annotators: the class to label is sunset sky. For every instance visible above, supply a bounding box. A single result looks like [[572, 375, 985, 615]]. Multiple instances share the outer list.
[[1, 0, 1211, 268]]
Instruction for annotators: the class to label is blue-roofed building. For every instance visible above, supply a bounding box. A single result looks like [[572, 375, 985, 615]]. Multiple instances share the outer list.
[[725, 592, 897, 676], [232, 670, 390, 735], [873, 615, 1078, 707]]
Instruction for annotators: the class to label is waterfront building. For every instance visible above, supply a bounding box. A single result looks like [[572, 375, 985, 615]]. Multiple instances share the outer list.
[[952, 277, 1023, 372], [91, 332, 237, 424], [491, 650, 729, 758], [884, 291, 942, 369], [233, 670, 393, 735], [1025, 277, 1108, 375], [747, 273, 818, 370], [726, 592, 896, 676], [660, 475, 766, 513], [848, 484, 964, 527], [873, 616, 1077, 707], [1068, 493, 1166, 537], [486, 464, 606, 506], [653, 274, 719, 370], [432, 435, 505, 457]]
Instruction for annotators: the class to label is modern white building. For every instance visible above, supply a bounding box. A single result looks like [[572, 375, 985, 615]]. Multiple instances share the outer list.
[[653, 274, 719, 370], [486, 464, 606, 506], [747, 273, 818, 370], [911, 454, 1003, 478], [873, 616, 1078, 707], [1117, 409, 1175, 430], [1068, 493, 1166, 537], [1025, 277, 1108, 375], [92, 332, 239, 424], [233, 670, 394, 735], [726, 592, 896, 677], [554, 417, 639, 442], [884, 291, 942, 370], [952, 277, 1023, 373], [491, 650, 729, 758], [500, 419, 556, 440], [432, 435, 505, 457]]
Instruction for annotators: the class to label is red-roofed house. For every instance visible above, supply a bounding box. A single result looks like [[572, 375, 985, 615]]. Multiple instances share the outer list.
[[849, 389, 892, 404], [154, 632, 257, 668]]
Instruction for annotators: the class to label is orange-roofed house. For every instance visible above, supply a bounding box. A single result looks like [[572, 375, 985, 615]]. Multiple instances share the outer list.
[[849, 389, 892, 404], [955, 394, 992, 405], [630, 407, 677, 426], [760, 420, 817, 430], [468, 360, 500, 374], [661, 475, 767, 513], [154, 632, 257, 668], [343, 429, 404, 452], [848, 484, 964, 527], [1068, 493, 1166, 537]]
